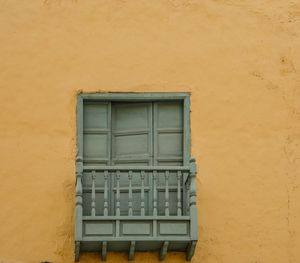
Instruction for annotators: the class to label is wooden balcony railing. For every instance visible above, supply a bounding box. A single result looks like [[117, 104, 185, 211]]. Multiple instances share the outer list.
[[75, 158, 198, 261]]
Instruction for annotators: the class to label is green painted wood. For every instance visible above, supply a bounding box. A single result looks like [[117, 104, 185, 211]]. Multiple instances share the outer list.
[[128, 241, 136, 260], [159, 222, 188, 235], [189, 159, 198, 241], [91, 171, 96, 216], [177, 171, 182, 216], [153, 101, 184, 167], [83, 165, 190, 171], [101, 241, 107, 261], [83, 102, 110, 161], [76, 93, 197, 260], [82, 236, 191, 242], [80, 92, 190, 101], [112, 103, 152, 162], [186, 241, 197, 261], [82, 215, 190, 220], [85, 222, 113, 235], [75, 241, 80, 261], [159, 241, 169, 261], [141, 171, 145, 216], [75, 93, 83, 261], [103, 171, 108, 216], [75, 96, 83, 243]]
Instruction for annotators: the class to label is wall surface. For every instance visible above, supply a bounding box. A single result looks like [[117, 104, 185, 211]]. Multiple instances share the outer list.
[[0, 1, 300, 263]]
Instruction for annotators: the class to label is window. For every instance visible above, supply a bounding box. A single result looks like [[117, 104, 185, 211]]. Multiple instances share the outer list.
[[75, 93, 197, 261]]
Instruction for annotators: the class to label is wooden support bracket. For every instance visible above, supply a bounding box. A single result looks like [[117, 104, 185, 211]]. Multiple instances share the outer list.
[[101, 241, 107, 261], [128, 241, 136, 261], [186, 241, 197, 261], [159, 241, 169, 261], [75, 241, 80, 262]]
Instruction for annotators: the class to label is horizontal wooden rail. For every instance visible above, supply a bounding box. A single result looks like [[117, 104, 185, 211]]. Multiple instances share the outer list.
[[83, 165, 190, 171]]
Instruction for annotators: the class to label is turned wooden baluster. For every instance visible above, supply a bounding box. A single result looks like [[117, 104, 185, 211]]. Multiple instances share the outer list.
[[153, 171, 158, 216], [140, 171, 145, 216], [91, 170, 96, 216], [128, 170, 133, 216], [186, 176, 190, 216], [165, 170, 169, 216], [103, 170, 108, 216], [177, 170, 182, 216], [189, 159, 198, 240], [75, 156, 83, 261], [75, 157, 83, 239], [116, 171, 121, 216]]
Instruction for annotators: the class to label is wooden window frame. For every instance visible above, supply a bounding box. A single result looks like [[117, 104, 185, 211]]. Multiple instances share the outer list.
[[77, 92, 191, 166]]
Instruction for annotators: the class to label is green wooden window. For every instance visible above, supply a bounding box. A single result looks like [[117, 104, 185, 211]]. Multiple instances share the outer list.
[[81, 100, 187, 216], [75, 93, 197, 261]]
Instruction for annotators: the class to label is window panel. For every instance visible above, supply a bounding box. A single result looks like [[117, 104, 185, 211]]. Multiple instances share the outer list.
[[83, 103, 108, 129], [113, 103, 150, 131], [114, 134, 149, 157], [83, 134, 108, 158], [158, 102, 183, 128], [158, 133, 183, 156]]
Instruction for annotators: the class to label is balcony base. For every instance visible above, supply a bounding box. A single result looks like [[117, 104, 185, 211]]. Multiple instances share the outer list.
[[75, 216, 197, 261], [76, 240, 197, 261]]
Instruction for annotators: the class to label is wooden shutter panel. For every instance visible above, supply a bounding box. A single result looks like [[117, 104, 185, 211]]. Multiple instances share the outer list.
[[83, 102, 111, 165], [112, 102, 152, 165]]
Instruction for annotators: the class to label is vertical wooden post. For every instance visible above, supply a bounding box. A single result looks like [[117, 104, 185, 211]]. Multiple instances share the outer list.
[[177, 171, 182, 216], [91, 170, 96, 216], [183, 171, 188, 215], [104, 170, 108, 216], [186, 176, 190, 216], [75, 156, 83, 261], [153, 171, 158, 216], [75, 95, 83, 262], [189, 159, 198, 241], [153, 170, 158, 237], [128, 170, 133, 216], [165, 171, 169, 216], [116, 171, 121, 237], [116, 171, 121, 216], [141, 171, 145, 216]]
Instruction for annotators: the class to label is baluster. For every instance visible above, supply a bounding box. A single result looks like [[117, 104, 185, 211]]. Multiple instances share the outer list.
[[128, 170, 133, 216], [104, 170, 108, 216], [91, 170, 96, 216], [116, 171, 121, 216], [75, 156, 83, 242], [140, 171, 145, 216], [186, 176, 190, 215], [189, 159, 198, 240], [177, 171, 182, 216], [75, 156, 83, 261], [153, 171, 157, 216], [165, 171, 169, 216]]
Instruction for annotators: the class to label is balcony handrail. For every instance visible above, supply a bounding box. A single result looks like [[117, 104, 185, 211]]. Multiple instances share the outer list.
[[83, 165, 191, 172]]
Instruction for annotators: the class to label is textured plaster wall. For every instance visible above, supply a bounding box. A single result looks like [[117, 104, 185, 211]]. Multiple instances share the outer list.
[[0, 1, 300, 263]]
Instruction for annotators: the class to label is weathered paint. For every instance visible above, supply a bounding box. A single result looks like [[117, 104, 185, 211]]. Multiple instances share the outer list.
[[0, 1, 299, 263]]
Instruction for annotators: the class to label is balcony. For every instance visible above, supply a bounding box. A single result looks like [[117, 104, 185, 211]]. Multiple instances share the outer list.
[[75, 158, 198, 261]]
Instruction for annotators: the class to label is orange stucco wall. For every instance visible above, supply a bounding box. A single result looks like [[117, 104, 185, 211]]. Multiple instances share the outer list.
[[0, 1, 300, 263]]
